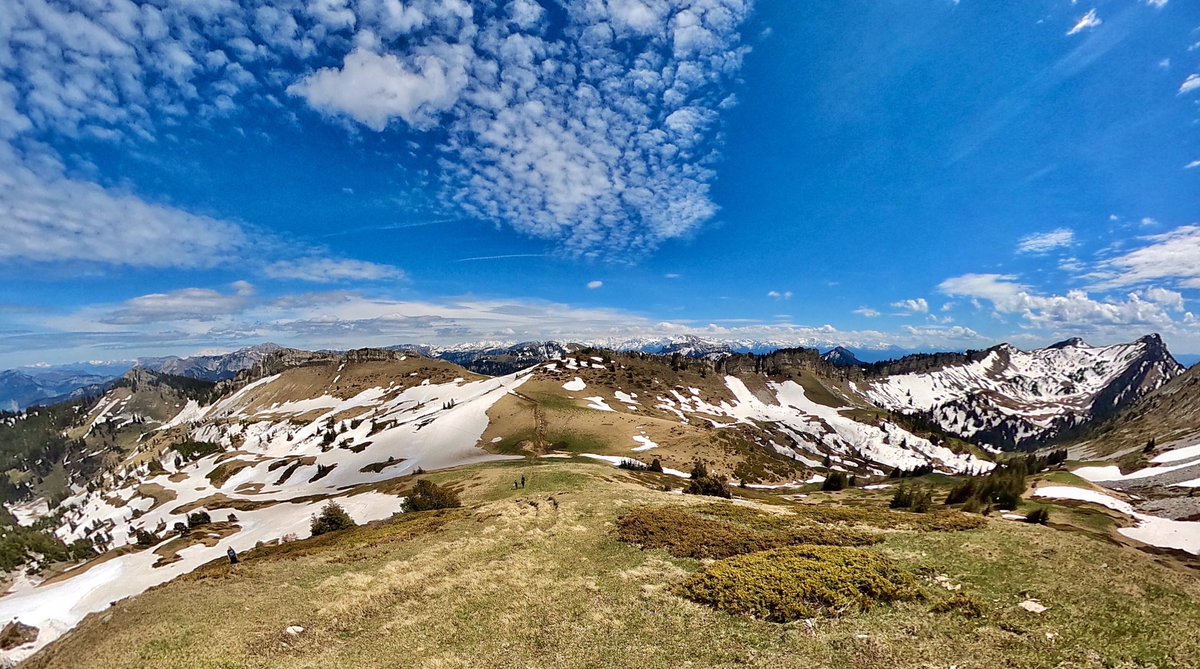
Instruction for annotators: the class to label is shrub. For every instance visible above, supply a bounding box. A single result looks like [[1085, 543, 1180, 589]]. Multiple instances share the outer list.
[[821, 471, 848, 492], [618, 458, 650, 472], [930, 592, 985, 618], [944, 479, 978, 505], [684, 461, 732, 499], [911, 487, 933, 513], [918, 512, 987, 532], [1025, 507, 1051, 525], [890, 483, 914, 509], [685, 475, 732, 499], [402, 479, 462, 513], [170, 441, 221, 461], [310, 501, 356, 536], [962, 497, 984, 514], [134, 529, 158, 546], [677, 545, 921, 622], [187, 511, 211, 528], [649, 458, 664, 473], [616, 507, 881, 560]]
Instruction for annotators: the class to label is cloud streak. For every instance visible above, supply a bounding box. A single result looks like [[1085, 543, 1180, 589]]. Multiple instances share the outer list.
[[1017, 228, 1074, 254], [1066, 9, 1101, 36], [0, 146, 247, 269]]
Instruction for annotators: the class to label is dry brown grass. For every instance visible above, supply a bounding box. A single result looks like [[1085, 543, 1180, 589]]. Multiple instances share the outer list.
[[21, 461, 1200, 669]]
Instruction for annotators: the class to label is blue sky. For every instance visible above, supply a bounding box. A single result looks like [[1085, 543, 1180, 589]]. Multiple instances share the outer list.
[[1, 0, 1199, 367]]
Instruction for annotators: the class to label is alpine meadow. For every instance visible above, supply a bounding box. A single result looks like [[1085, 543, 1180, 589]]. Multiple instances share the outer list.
[[2, 1, 1200, 668]]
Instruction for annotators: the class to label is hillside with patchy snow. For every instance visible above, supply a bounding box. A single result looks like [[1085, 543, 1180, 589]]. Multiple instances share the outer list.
[[855, 335, 1183, 450], [8, 336, 1191, 662]]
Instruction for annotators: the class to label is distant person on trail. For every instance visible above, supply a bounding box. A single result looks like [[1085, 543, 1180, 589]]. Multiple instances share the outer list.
[[227, 547, 239, 566], [521, 475, 526, 489]]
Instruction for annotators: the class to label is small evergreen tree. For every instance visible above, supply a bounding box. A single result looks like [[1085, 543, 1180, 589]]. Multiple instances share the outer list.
[[187, 511, 211, 528], [310, 501, 357, 536], [402, 480, 462, 512], [821, 471, 848, 492], [890, 483, 914, 509], [911, 486, 933, 513], [684, 461, 732, 499]]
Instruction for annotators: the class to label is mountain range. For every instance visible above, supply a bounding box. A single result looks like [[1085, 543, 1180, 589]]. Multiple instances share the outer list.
[[1, 332, 1199, 662]]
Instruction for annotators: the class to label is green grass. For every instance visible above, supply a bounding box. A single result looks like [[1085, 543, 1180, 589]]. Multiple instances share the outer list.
[[544, 429, 613, 453], [23, 461, 1200, 669], [1035, 470, 1093, 487]]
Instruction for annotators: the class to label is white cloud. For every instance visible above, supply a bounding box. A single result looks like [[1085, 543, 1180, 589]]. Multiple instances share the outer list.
[[767, 290, 793, 300], [939, 274, 1027, 310], [1180, 74, 1200, 95], [1185, 160, 1200, 170], [1091, 225, 1200, 289], [853, 307, 881, 318], [1066, 9, 1101, 36], [890, 298, 929, 315], [1144, 0, 1167, 7], [1017, 228, 1074, 254], [287, 44, 471, 131], [98, 283, 256, 325], [13, 289, 996, 367], [587, 280, 604, 289], [263, 258, 406, 283], [938, 273, 1183, 330], [0, 0, 753, 258], [0, 145, 246, 269], [1142, 287, 1185, 311]]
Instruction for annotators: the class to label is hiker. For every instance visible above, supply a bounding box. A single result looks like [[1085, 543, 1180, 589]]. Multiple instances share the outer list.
[[513, 481, 518, 490], [520, 475, 526, 489], [227, 547, 239, 566]]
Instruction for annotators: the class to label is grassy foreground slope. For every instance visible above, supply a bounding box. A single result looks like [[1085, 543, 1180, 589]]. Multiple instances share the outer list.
[[25, 461, 1200, 669]]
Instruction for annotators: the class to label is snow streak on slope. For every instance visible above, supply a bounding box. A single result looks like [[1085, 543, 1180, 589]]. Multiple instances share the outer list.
[[715, 377, 988, 475], [858, 338, 1182, 449], [539, 353, 991, 475]]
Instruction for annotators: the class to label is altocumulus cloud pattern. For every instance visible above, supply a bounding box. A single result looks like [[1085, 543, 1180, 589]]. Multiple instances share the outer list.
[[0, 0, 752, 256]]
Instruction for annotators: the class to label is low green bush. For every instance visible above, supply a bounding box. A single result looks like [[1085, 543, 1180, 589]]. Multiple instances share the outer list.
[[187, 510, 211, 528], [930, 591, 985, 618], [821, 471, 848, 491], [169, 441, 222, 461], [677, 545, 920, 622], [616, 507, 881, 560]]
